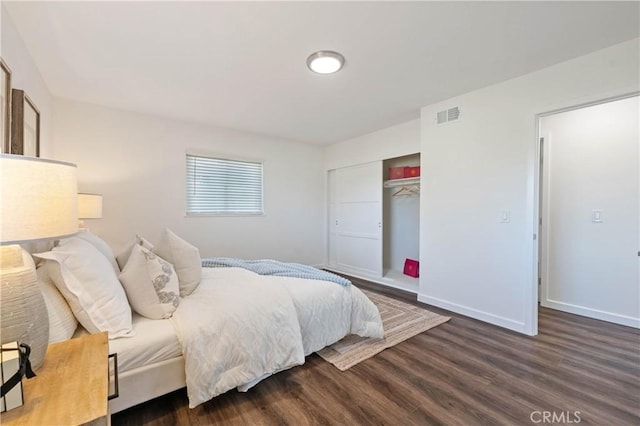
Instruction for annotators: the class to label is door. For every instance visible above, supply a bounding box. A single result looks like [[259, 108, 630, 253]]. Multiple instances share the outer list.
[[539, 95, 639, 327], [329, 161, 383, 277], [327, 169, 338, 267]]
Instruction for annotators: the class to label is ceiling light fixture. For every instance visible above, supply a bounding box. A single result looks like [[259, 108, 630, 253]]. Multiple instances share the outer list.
[[307, 51, 345, 74]]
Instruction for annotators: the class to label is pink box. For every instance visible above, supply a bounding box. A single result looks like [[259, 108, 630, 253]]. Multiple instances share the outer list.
[[404, 166, 420, 178], [389, 167, 408, 180], [403, 259, 419, 278]]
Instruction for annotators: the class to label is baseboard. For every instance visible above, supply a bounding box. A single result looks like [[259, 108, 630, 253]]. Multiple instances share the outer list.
[[541, 299, 640, 328], [417, 293, 530, 335]]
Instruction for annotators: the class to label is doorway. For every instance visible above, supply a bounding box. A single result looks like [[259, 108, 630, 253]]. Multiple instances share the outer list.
[[538, 95, 639, 327]]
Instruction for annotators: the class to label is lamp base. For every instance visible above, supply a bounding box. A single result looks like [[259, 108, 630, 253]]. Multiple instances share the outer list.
[[0, 245, 50, 371], [78, 220, 90, 233]]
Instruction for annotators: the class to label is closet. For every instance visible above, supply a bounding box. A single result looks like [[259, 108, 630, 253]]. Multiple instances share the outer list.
[[327, 153, 420, 293]]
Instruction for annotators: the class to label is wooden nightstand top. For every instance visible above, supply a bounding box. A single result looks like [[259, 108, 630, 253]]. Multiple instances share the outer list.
[[1, 332, 109, 426]]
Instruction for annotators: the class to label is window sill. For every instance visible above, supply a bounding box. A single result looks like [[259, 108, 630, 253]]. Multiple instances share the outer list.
[[185, 212, 265, 218]]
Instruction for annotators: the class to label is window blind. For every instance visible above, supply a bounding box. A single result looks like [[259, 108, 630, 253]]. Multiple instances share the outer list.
[[186, 154, 263, 215]]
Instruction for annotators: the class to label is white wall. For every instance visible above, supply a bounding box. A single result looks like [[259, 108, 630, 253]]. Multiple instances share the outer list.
[[325, 119, 420, 171], [1, 5, 53, 157], [419, 38, 639, 334], [540, 96, 639, 327], [53, 99, 325, 264]]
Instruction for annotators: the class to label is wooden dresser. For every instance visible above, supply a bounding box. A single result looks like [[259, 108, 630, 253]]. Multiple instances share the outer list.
[[1, 332, 110, 425]]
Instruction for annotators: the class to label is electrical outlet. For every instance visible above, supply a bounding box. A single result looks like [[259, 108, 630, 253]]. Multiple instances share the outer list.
[[592, 210, 603, 223]]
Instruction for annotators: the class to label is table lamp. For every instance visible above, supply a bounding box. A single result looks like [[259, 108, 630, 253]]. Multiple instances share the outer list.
[[0, 154, 78, 370], [77, 193, 103, 230]]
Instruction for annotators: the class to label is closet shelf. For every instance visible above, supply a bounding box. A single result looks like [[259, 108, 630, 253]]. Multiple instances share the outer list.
[[383, 177, 420, 188]]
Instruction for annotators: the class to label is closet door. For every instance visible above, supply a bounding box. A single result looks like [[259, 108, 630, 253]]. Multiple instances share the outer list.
[[334, 161, 383, 277], [327, 169, 338, 267]]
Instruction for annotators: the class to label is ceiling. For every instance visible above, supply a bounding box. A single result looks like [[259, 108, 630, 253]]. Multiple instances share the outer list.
[[4, 1, 639, 146]]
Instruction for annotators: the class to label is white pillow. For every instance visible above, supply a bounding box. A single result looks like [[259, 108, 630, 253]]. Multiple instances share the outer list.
[[36, 263, 78, 343], [73, 230, 120, 274], [34, 238, 135, 339], [116, 235, 154, 271], [119, 245, 180, 319], [153, 229, 201, 296]]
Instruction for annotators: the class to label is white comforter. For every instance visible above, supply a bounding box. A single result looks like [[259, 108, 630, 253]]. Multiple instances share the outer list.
[[171, 267, 383, 408]]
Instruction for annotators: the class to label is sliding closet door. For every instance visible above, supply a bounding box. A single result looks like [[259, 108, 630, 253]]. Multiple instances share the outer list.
[[327, 169, 338, 267], [334, 161, 383, 277]]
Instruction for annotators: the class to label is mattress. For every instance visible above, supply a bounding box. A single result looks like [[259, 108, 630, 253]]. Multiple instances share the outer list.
[[107, 314, 181, 373]]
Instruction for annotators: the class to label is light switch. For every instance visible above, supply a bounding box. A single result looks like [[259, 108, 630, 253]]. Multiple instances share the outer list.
[[592, 210, 603, 223], [500, 211, 510, 223]]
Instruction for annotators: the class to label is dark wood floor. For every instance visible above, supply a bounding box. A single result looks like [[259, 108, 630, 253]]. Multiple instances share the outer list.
[[112, 277, 640, 425]]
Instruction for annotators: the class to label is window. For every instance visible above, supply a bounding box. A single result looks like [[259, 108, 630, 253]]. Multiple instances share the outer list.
[[186, 154, 263, 215]]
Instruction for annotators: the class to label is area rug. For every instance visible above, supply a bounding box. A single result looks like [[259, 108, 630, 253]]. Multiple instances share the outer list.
[[317, 289, 450, 371]]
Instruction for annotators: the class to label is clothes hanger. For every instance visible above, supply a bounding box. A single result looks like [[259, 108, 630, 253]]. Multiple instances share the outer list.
[[392, 185, 420, 196], [392, 186, 407, 196]]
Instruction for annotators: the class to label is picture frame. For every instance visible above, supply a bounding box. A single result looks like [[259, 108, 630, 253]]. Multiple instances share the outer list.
[[11, 89, 40, 157], [0, 58, 10, 154]]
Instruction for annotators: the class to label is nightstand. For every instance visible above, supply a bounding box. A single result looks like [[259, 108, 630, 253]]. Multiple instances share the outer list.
[[0, 332, 111, 425]]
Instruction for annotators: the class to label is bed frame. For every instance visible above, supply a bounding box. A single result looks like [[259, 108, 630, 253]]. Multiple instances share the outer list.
[[109, 356, 186, 414]]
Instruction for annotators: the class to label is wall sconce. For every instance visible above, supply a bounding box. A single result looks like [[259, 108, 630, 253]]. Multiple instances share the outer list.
[[77, 193, 103, 230]]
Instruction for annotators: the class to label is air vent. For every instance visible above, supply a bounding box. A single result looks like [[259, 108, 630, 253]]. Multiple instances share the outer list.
[[448, 106, 460, 121], [437, 106, 460, 124]]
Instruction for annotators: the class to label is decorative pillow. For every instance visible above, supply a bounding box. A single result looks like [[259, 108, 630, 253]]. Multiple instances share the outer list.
[[119, 245, 180, 319], [34, 238, 135, 339], [36, 263, 78, 343], [73, 230, 120, 274], [116, 235, 154, 270], [153, 229, 201, 296]]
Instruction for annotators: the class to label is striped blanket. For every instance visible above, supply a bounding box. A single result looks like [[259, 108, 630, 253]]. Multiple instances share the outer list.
[[201, 257, 350, 286]]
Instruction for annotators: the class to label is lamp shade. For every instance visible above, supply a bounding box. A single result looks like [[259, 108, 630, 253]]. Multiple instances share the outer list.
[[1, 154, 78, 244], [1, 154, 78, 372], [78, 193, 103, 219]]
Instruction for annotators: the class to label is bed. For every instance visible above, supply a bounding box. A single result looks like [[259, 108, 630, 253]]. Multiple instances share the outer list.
[[32, 230, 384, 413]]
